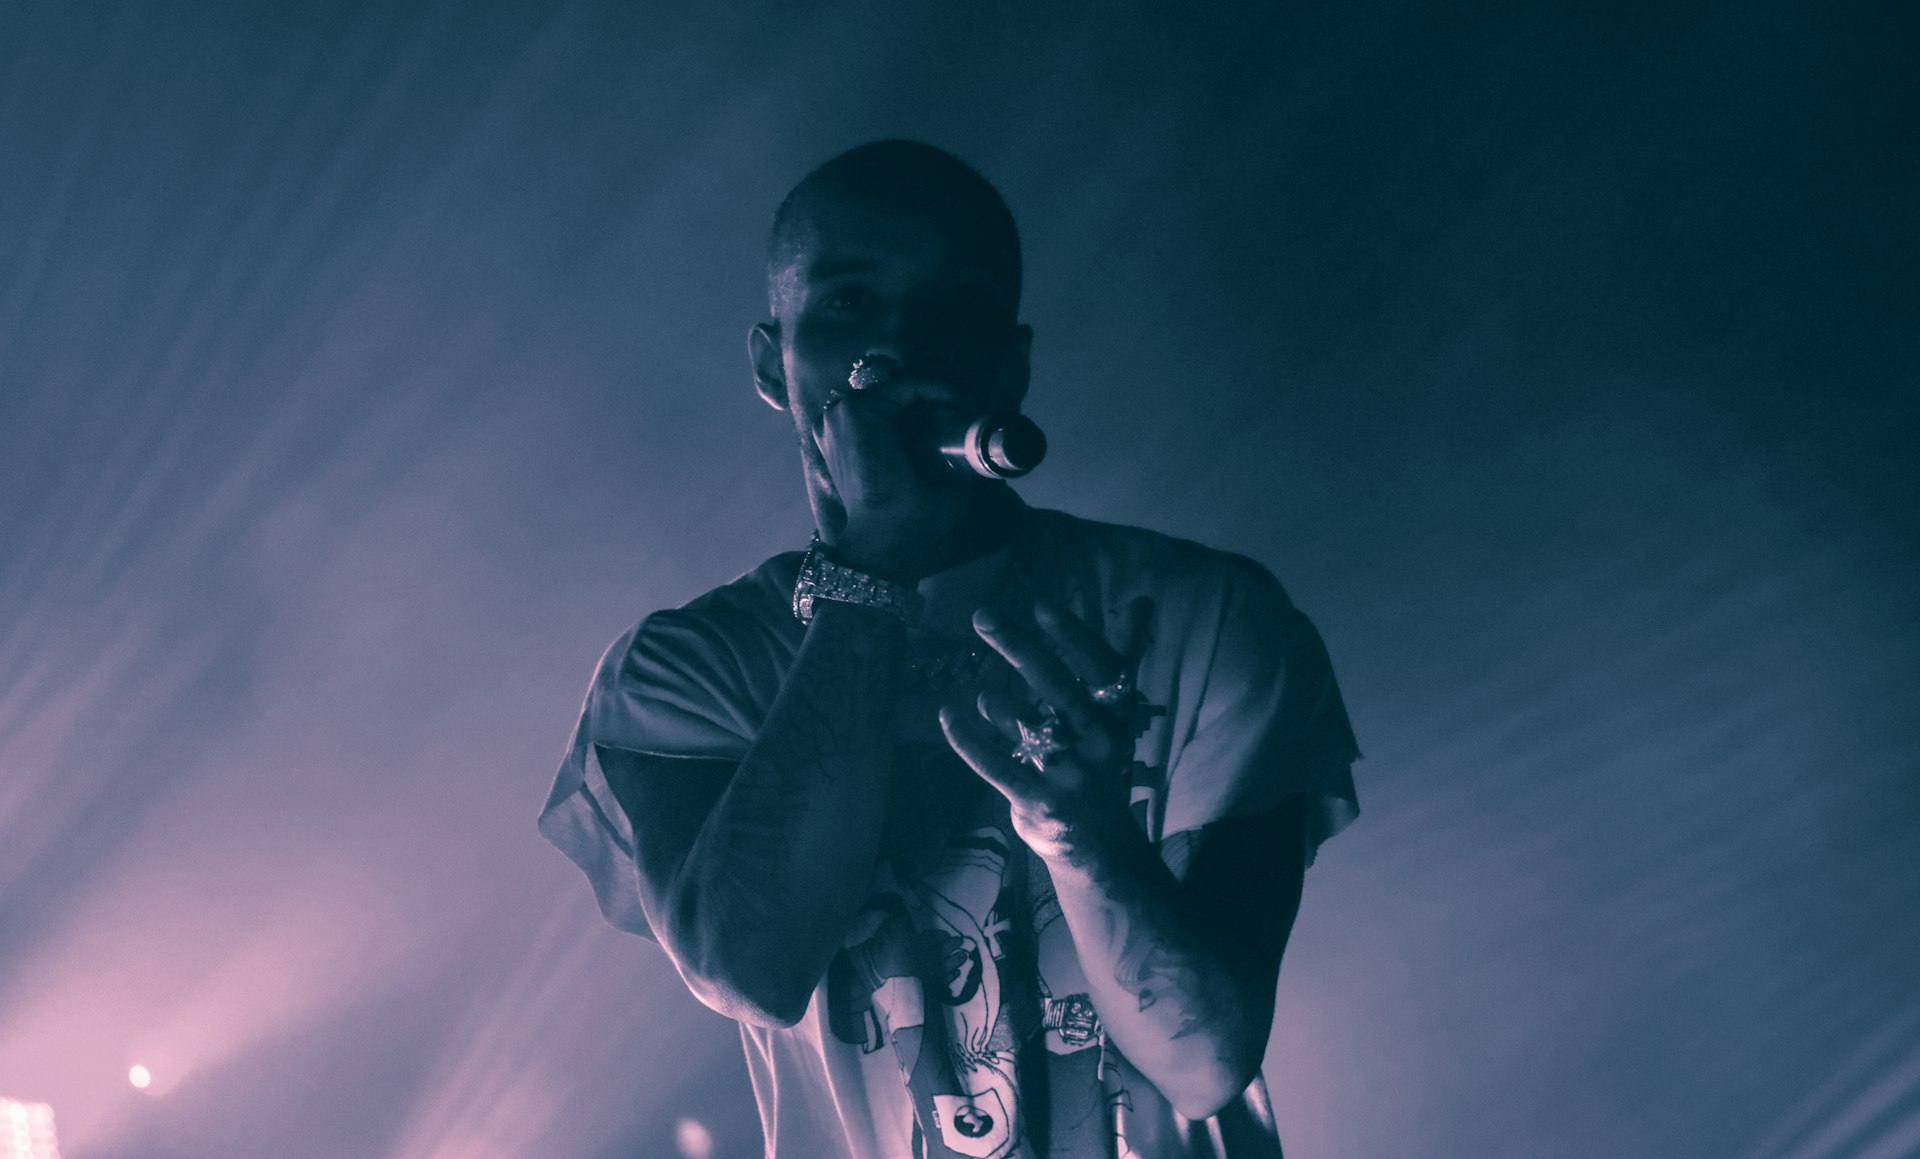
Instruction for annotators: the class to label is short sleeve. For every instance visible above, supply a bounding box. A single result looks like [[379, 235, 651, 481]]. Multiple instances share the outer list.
[[536, 608, 767, 940], [1161, 559, 1361, 862]]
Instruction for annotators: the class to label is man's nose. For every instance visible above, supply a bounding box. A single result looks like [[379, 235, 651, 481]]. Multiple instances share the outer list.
[[861, 303, 956, 379]]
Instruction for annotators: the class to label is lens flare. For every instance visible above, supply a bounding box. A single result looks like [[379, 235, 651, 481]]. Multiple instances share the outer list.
[[0, 1098, 62, 1159], [673, 1117, 713, 1159]]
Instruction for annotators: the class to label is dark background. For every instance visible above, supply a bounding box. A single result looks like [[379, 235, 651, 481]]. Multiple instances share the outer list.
[[1, 1, 1914, 1156]]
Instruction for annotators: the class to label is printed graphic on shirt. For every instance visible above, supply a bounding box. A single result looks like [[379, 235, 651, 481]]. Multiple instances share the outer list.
[[821, 635, 1175, 1158], [830, 822, 1030, 1158]]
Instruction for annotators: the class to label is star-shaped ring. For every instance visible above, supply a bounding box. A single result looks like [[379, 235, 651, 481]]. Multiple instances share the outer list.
[[1012, 711, 1070, 771]]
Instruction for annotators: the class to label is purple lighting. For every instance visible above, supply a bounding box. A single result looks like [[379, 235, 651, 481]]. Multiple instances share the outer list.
[[0, 2, 1910, 1157]]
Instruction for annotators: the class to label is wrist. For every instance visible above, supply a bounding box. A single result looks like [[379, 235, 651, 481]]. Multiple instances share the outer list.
[[1021, 794, 1143, 871]]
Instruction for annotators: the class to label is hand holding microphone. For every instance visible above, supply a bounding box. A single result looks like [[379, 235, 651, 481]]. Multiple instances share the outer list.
[[811, 351, 1041, 578], [845, 355, 1047, 479]]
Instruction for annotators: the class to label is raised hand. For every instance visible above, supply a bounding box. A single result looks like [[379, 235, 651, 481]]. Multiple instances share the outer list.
[[938, 597, 1153, 859], [812, 366, 970, 575]]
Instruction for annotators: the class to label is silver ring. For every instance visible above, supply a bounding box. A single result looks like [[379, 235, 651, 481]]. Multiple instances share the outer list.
[[1012, 710, 1070, 770], [849, 356, 898, 392], [1089, 671, 1135, 706]]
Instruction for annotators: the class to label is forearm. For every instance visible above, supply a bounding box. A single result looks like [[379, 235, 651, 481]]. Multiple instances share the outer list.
[[1045, 817, 1274, 1119], [663, 600, 904, 1025]]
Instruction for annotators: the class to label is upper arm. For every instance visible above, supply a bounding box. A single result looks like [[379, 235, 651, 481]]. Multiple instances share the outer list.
[[595, 745, 737, 943], [1162, 555, 1361, 857], [538, 608, 763, 945]]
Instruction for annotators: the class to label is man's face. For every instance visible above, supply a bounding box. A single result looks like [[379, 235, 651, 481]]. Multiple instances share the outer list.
[[757, 187, 1031, 443]]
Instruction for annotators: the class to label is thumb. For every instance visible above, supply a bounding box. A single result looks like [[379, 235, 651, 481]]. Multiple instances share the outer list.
[[1114, 595, 1155, 663]]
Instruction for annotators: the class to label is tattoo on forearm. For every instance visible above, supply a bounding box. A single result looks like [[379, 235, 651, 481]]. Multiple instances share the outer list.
[[1110, 908, 1220, 1040], [699, 618, 901, 929], [1088, 845, 1237, 1056]]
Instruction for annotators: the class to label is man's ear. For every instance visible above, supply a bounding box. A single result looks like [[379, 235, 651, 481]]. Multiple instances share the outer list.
[[749, 322, 788, 412]]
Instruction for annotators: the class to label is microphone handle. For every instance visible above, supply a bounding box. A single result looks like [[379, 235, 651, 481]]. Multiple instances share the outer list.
[[928, 412, 1048, 479]]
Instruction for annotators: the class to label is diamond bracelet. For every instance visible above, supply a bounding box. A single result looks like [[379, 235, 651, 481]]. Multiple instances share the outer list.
[[791, 538, 924, 626]]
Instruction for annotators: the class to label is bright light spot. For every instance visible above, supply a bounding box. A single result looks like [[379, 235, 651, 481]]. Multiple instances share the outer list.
[[0, 1097, 60, 1158], [673, 1116, 713, 1159], [127, 1065, 152, 1090]]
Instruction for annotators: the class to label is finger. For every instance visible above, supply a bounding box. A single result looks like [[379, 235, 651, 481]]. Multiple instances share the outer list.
[[1115, 595, 1155, 662], [972, 607, 1099, 730], [976, 689, 1030, 743], [1033, 600, 1125, 687], [829, 385, 915, 429], [844, 370, 963, 415], [881, 377, 965, 409], [973, 609, 1132, 769], [939, 705, 1043, 801], [815, 394, 929, 509], [846, 357, 960, 403]]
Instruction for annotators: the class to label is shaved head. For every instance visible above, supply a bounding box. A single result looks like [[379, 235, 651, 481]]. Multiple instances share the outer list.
[[766, 140, 1021, 318]]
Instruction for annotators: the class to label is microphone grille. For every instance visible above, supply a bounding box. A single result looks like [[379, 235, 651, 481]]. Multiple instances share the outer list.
[[986, 416, 1047, 476]]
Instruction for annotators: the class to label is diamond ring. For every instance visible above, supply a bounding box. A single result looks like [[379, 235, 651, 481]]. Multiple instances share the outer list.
[[848, 355, 899, 392], [1088, 671, 1135, 706]]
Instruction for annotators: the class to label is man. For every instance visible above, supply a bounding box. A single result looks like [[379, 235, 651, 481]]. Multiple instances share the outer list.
[[539, 140, 1360, 1158]]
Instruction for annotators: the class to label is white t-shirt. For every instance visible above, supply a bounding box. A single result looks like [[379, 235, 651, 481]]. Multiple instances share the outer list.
[[539, 506, 1360, 1158]]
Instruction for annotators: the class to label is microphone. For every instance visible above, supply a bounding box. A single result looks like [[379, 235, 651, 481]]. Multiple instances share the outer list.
[[848, 356, 1048, 479], [925, 410, 1048, 479]]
